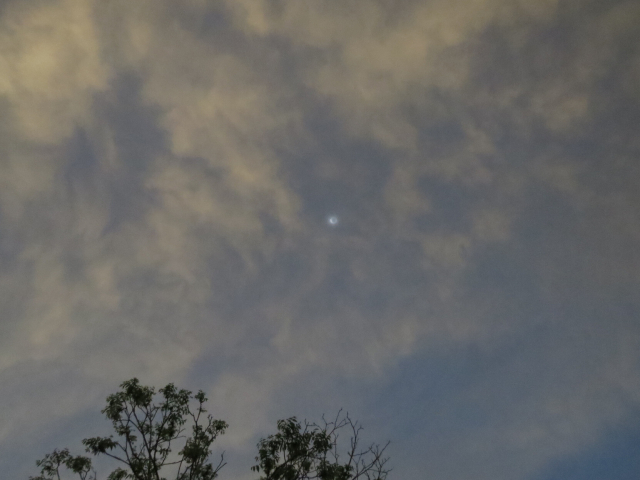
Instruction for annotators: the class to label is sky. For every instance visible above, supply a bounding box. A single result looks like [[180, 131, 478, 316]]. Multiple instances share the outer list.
[[1, 0, 640, 479]]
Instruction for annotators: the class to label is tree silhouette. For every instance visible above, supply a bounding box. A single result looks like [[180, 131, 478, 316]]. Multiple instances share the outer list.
[[252, 412, 390, 480], [31, 378, 390, 480], [31, 378, 227, 480]]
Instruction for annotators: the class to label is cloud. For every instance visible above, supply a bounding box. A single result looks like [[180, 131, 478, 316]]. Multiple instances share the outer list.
[[0, 0, 109, 226], [2, 1, 640, 479], [223, 0, 561, 146], [0, 0, 108, 143]]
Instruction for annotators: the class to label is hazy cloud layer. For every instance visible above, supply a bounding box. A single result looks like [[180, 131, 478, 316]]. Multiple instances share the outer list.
[[1, 1, 639, 479]]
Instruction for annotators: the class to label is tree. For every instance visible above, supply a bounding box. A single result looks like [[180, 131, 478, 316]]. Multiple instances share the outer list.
[[31, 378, 227, 480], [31, 378, 390, 480], [251, 412, 390, 480]]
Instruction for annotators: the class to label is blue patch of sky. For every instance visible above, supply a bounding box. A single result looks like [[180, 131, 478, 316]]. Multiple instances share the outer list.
[[94, 72, 168, 233], [64, 127, 99, 189], [171, 1, 231, 40], [464, 238, 545, 321], [59, 74, 169, 276], [0, 209, 21, 268], [285, 99, 392, 228], [415, 175, 474, 233], [532, 409, 640, 480], [514, 180, 583, 257], [356, 324, 556, 478], [415, 115, 467, 158]]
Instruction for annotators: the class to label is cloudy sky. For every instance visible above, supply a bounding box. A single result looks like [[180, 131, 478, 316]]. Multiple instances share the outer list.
[[2, 0, 640, 478]]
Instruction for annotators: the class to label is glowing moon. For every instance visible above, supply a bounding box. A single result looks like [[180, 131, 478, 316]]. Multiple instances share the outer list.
[[327, 215, 339, 226]]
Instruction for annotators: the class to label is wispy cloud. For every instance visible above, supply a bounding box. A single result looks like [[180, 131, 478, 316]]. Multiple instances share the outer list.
[[1, 1, 639, 479]]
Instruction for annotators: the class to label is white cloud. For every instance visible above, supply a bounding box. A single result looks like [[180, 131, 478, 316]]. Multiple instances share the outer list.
[[0, 0, 108, 143]]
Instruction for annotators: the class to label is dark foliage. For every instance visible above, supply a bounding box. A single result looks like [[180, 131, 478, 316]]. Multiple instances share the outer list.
[[31, 379, 390, 480], [31, 378, 227, 480], [251, 411, 390, 480]]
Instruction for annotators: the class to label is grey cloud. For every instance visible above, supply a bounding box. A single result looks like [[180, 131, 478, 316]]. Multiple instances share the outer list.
[[1, 1, 639, 479]]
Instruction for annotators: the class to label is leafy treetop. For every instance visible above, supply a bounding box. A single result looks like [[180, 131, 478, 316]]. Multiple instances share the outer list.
[[31, 378, 390, 480]]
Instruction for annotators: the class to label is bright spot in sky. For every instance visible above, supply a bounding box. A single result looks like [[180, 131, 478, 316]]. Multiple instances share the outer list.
[[327, 215, 339, 226]]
